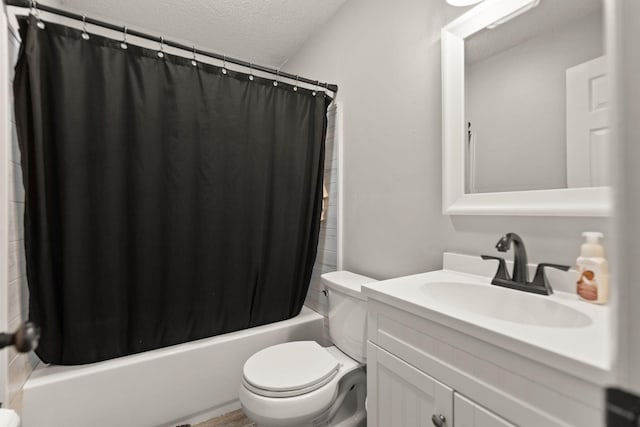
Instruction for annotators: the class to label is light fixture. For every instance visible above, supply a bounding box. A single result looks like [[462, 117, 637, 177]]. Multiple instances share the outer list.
[[445, 0, 484, 6], [487, 0, 540, 28]]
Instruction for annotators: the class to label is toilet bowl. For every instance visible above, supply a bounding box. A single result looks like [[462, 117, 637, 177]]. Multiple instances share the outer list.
[[239, 343, 365, 427], [239, 271, 376, 427]]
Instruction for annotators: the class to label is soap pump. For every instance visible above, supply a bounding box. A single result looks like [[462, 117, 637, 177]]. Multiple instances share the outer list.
[[576, 232, 608, 304]]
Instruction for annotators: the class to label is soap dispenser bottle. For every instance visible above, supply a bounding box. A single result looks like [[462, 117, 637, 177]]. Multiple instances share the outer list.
[[576, 232, 608, 304]]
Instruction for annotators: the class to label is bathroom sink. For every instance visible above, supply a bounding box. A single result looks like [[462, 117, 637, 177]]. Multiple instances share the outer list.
[[421, 282, 592, 328], [361, 263, 611, 383]]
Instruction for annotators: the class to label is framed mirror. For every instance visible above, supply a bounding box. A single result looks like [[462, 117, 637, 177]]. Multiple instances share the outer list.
[[441, 0, 611, 216]]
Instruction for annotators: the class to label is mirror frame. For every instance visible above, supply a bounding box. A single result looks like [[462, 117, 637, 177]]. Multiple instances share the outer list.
[[441, 0, 611, 216]]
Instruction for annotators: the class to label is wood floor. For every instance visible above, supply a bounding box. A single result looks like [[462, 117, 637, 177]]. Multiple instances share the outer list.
[[192, 409, 256, 427]]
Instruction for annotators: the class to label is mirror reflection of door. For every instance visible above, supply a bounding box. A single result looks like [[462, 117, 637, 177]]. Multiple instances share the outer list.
[[464, 0, 605, 194], [566, 56, 610, 188]]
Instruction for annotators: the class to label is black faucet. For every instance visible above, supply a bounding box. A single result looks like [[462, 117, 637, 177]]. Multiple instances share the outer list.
[[482, 233, 570, 295], [495, 233, 529, 283]]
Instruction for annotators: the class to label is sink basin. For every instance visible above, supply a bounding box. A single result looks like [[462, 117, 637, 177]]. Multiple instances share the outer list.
[[421, 282, 592, 328]]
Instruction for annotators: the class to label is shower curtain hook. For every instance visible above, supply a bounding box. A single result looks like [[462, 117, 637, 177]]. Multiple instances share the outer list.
[[121, 26, 128, 50], [312, 80, 319, 97], [248, 63, 254, 81], [222, 55, 228, 75], [191, 45, 197, 67], [31, 1, 45, 29], [81, 15, 90, 40], [157, 36, 165, 59], [273, 70, 279, 87], [293, 75, 299, 92]]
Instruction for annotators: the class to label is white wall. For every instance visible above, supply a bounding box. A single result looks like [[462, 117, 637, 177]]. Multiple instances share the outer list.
[[467, 11, 603, 193], [284, 0, 608, 280], [613, 0, 640, 393], [0, 7, 9, 410], [4, 21, 39, 414]]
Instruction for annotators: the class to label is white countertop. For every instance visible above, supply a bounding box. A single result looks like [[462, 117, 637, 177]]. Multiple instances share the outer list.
[[362, 265, 613, 385]]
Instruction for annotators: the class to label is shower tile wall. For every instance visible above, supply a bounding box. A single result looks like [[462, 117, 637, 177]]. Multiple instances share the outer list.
[[305, 103, 339, 320], [6, 28, 39, 413]]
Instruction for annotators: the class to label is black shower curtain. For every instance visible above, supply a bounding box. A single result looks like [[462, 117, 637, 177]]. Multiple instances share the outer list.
[[13, 16, 330, 365]]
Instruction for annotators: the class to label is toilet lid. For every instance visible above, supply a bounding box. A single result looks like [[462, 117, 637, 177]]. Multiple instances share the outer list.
[[243, 341, 340, 396]]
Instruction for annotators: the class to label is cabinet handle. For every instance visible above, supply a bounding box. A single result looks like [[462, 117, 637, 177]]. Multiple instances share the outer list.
[[431, 414, 446, 427]]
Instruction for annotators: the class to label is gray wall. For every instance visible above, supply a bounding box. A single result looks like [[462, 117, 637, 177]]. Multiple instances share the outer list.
[[284, 0, 608, 279], [467, 11, 603, 193]]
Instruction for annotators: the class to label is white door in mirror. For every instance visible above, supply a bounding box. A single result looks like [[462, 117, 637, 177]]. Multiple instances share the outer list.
[[567, 56, 610, 188]]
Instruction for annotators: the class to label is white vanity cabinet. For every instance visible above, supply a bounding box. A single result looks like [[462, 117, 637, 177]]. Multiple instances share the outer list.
[[365, 295, 606, 427], [454, 394, 514, 427], [367, 342, 453, 426], [367, 342, 512, 427]]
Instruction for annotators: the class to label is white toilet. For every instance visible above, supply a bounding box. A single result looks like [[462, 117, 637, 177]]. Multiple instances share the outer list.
[[239, 271, 376, 427]]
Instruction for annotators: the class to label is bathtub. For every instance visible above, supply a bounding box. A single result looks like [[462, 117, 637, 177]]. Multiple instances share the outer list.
[[22, 307, 326, 427]]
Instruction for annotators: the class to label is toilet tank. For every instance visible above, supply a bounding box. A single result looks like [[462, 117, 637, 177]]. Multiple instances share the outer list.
[[321, 271, 377, 363]]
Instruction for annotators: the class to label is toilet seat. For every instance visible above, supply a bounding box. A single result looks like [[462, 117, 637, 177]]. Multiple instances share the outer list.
[[239, 344, 363, 427], [242, 341, 341, 398]]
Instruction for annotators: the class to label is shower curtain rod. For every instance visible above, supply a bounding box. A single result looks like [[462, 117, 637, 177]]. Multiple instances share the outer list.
[[3, 0, 339, 93]]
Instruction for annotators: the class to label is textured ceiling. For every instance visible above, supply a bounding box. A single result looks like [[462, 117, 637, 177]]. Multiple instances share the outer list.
[[56, 0, 349, 68]]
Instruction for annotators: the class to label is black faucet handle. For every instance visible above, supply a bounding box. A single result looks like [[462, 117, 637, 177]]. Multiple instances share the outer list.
[[481, 255, 511, 281], [531, 263, 571, 295], [536, 263, 571, 272]]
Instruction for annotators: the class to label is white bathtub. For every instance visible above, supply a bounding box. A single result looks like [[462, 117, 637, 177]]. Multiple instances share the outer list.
[[22, 307, 326, 427]]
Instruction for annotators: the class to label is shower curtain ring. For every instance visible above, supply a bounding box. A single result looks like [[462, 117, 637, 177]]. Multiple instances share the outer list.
[[273, 70, 279, 87], [293, 75, 299, 92], [121, 26, 128, 49], [81, 15, 90, 40], [157, 36, 165, 59], [248, 63, 254, 81], [191, 45, 197, 67], [31, 0, 45, 29], [222, 55, 228, 75], [313, 80, 319, 97]]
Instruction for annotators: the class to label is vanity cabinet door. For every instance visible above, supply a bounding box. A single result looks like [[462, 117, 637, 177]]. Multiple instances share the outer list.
[[453, 393, 515, 427], [367, 342, 453, 427]]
